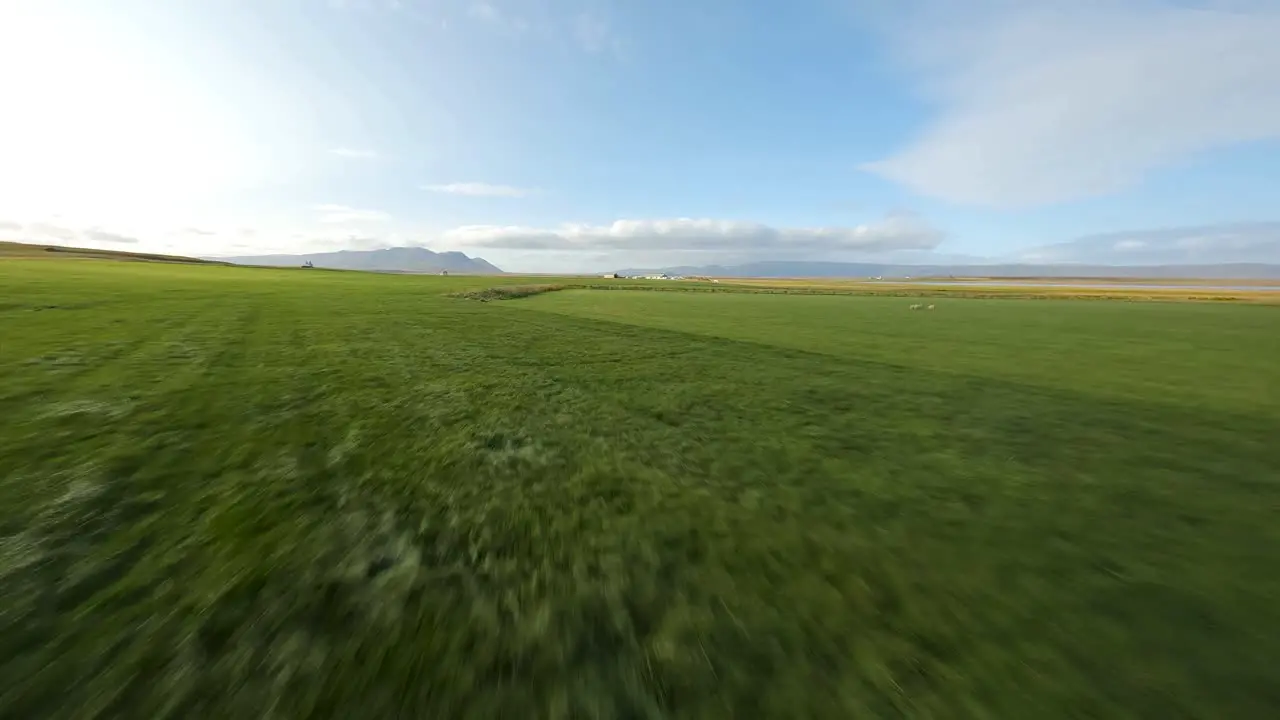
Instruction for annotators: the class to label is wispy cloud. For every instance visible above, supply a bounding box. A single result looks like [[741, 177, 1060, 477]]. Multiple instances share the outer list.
[[465, 2, 533, 33], [328, 0, 406, 10], [82, 229, 140, 244], [438, 215, 944, 253], [864, 1, 1280, 206], [573, 13, 616, 55], [459, 3, 616, 47], [468, 2, 500, 22], [422, 182, 536, 198], [26, 223, 80, 242], [1017, 222, 1280, 265], [328, 147, 379, 159], [313, 204, 392, 224], [7, 220, 140, 246]]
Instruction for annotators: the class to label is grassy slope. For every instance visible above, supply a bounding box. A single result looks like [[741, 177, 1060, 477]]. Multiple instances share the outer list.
[[2, 260, 1278, 718], [0, 240, 222, 264]]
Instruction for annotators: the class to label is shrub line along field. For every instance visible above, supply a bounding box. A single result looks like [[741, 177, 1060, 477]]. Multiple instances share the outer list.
[[2, 257, 1278, 718]]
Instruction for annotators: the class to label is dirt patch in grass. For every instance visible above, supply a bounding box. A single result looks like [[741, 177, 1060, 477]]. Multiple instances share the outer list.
[[449, 284, 571, 301]]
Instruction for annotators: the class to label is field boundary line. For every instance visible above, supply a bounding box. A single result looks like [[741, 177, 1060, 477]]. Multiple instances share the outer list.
[[450, 282, 1280, 304]]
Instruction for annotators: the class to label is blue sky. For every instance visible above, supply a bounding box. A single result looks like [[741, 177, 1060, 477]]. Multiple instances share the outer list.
[[1, 0, 1278, 271]]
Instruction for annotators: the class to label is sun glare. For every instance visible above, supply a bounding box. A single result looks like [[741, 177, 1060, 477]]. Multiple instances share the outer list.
[[0, 4, 246, 225]]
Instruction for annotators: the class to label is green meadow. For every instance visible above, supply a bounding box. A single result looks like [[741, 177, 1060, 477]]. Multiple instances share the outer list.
[[2, 259, 1278, 718]]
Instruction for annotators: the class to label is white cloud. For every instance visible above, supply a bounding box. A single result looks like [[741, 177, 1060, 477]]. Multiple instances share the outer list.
[[422, 182, 536, 198], [864, 1, 1280, 206], [313, 204, 392, 224], [437, 215, 944, 253], [13, 212, 1279, 270], [328, 147, 378, 159]]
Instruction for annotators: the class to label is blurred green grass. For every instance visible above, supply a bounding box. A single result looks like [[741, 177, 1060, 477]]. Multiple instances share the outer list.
[[2, 259, 1278, 718]]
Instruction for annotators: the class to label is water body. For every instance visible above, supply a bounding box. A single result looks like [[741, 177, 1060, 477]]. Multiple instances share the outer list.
[[884, 280, 1280, 292]]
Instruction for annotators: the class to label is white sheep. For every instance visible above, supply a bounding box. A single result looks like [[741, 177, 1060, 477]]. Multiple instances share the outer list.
[[927, 304, 935, 310], [909, 303, 921, 310]]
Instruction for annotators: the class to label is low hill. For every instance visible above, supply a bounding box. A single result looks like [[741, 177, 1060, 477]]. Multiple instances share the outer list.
[[218, 247, 503, 274], [0, 240, 222, 265]]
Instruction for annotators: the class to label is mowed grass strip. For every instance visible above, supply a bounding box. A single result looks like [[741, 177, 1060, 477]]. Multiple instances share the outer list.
[[696, 277, 1280, 303], [1, 259, 1278, 718], [520, 288, 1280, 413]]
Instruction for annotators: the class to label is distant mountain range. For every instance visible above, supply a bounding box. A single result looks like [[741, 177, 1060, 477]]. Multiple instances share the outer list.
[[614, 261, 1280, 280], [213, 247, 1280, 279], [217, 247, 503, 274]]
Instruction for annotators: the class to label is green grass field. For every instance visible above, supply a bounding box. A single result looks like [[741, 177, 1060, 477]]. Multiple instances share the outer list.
[[2, 259, 1278, 718]]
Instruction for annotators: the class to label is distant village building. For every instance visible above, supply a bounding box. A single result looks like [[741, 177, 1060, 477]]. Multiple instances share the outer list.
[[603, 273, 622, 278]]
